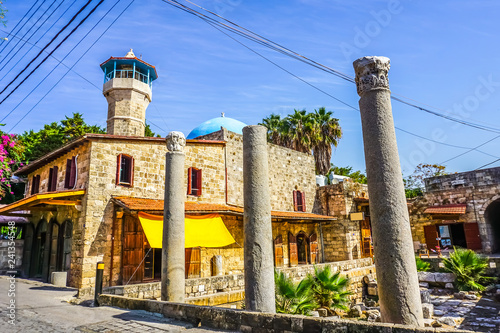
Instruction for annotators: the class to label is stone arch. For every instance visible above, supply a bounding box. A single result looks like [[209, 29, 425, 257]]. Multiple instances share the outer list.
[[485, 197, 500, 253]]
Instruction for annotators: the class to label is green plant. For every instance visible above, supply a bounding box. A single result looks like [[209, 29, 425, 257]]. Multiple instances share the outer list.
[[306, 266, 352, 314], [274, 270, 316, 315], [442, 247, 494, 291], [415, 257, 432, 272]]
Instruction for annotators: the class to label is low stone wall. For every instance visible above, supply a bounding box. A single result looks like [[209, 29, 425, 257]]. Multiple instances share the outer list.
[[103, 258, 375, 304], [98, 294, 471, 333], [0, 239, 23, 273]]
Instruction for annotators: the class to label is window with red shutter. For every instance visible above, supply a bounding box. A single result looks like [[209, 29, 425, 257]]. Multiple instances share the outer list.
[[116, 154, 134, 187], [31, 175, 41, 195], [65, 157, 77, 189], [187, 167, 202, 196], [48, 166, 58, 192], [294, 190, 306, 212]]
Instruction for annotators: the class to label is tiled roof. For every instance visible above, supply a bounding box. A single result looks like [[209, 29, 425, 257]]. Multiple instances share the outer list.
[[112, 196, 335, 221], [423, 204, 467, 215]]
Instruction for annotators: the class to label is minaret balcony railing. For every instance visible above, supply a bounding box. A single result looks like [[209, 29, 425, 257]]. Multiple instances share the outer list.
[[105, 69, 152, 88]]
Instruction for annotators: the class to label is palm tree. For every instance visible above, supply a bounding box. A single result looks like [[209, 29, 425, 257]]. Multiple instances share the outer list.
[[306, 266, 351, 315], [260, 114, 284, 146], [311, 107, 342, 176], [274, 270, 316, 315], [287, 109, 314, 154], [442, 247, 494, 291]]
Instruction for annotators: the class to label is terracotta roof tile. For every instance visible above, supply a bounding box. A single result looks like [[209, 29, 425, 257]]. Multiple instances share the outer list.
[[423, 204, 467, 215], [112, 196, 335, 220]]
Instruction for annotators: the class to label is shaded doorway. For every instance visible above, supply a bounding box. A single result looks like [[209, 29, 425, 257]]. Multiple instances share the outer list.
[[296, 232, 308, 265], [485, 199, 500, 252], [31, 220, 48, 279], [449, 223, 467, 248]]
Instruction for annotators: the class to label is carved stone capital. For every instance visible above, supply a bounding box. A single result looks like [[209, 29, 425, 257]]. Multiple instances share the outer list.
[[166, 131, 186, 152], [353, 56, 391, 96]]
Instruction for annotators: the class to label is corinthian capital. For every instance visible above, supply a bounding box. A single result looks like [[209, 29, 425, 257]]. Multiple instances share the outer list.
[[353, 56, 391, 96], [166, 131, 186, 152]]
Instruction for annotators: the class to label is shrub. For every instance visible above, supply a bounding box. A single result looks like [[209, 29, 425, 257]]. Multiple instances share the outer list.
[[274, 270, 316, 315], [306, 266, 352, 314], [415, 257, 432, 272], [442, 247, 494, 291]]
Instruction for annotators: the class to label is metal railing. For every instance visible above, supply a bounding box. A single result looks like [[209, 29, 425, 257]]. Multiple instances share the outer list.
[[105, 69, 152, 88]]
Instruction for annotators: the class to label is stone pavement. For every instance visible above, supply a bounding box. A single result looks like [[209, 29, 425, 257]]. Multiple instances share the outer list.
[[0, 276, 238, 333]]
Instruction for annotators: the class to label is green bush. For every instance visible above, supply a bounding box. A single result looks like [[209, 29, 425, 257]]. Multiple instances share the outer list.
[[415, 257, 432, 272], [274, 270, 316, 315], [305, 266, 352, 314], [442, 247, 494, 291]]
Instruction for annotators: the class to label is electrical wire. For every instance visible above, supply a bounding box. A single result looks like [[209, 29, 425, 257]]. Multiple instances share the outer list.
[[440, 135, 500, 165], [0, 0, 44, 52], [0, 0, 94, 98], [0, 0, 67, 73], [0, 0, 60, 69], [474, 157, 500, 171], [0, 0, 79, 82], [7, 0, 136, 132]]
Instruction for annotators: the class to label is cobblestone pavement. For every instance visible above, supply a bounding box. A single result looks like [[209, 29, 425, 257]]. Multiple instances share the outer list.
[[0, 276, 238, 333]]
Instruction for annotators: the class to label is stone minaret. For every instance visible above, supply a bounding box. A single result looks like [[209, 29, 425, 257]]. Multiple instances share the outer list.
[[100, 49, 158, 136]]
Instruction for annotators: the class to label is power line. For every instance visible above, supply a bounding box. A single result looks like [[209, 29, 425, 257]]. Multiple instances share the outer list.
[[0, 0, 105, 105], [474, 157, 500, 171], [160, 0, 500, 135], [0, 0, 44, 52], [8, 0, 136, 132], [0, 0, 79, 82], [0, 0, 93, 98], [0, 0, 66, 72], [0, 0, 60, 69], [440, 135, 500, 165]]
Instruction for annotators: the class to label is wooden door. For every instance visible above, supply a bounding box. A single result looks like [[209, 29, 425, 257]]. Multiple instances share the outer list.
[[48, 222, 60, 277], [22, 223, 34, 278], [464, 222, 483, 250], [424, 225, 439, 251], [185, 248, 201, 279], [122, 215, 144, 284], [360, 217, 373, 258], [309, 233, 318, 264], [288, 232, 298, 267], [274, 235, 284, 267]]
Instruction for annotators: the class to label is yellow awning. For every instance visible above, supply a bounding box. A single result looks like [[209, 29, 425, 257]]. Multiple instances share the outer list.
[[138, 211, 236, 248]]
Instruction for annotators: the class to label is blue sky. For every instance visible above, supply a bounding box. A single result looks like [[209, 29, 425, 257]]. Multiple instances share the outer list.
[[1, 0, 499, 176]]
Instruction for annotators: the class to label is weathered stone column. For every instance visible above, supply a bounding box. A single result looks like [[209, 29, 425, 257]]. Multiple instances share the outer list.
[[243, 125, 276, 313], [161, 131, 186, 302], [353, 56, 423, 326]]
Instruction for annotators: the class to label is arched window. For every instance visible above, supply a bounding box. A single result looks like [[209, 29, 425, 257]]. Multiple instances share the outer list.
[[116, 154, 134, 186], [293, 190, 306, 212]]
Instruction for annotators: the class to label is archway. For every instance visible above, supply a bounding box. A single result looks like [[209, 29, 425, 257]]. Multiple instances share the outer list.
[[296, 231, 309, 265], [31, 220, 48, 278], [485, 198, 500, 252]]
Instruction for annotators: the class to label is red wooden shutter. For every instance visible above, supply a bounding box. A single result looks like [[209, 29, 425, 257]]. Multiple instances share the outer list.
[[197, 169, 202, 196], [69, 156, 76, 188], [65, 159, 72, 188], [48, 168, 54, 192], [31, 176, 36, 195], [310, 233, 318, 264], [51, 166, 58, 191], [36, 175, 40, 193], [187, 167, 192, 195], [122, 215, 144, 284], [301, 191, 306, 212], [185, 247, 201, 279], [116, 155, 121, 185], [288, 232, 298, 267], [464, 222, 483, 250], [424, 225, 439, 251], [293, 190, 298, 211], [274, 235, 284, 267], [130, 157, 134, 187]]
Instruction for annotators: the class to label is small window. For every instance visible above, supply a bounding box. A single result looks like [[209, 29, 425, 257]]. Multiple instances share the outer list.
[[31, 175, 41, 195], [116, 154, 134, 186], [48, 166, 58, 192], [293, 190, 306, 212], [187, 167, 202, 196], [64, 157, 77, 189]]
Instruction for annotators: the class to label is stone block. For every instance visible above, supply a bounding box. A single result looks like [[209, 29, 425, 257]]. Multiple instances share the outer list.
[[444, 283, 454, 289], [419, 282, 429, 288], [273, 313, 292, 331], [420, 289, 431, 304], [51, 272, 67, 287], [421, 303, 434, 319]]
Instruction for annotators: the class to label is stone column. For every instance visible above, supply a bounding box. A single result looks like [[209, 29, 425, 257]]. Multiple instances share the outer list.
[[243, 125, 276, 313], [161, 131, 186, 302], [353, 56, 423, 326]]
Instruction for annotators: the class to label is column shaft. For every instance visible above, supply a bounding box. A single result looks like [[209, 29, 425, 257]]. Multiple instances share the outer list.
[[243, 125, 276, 313]]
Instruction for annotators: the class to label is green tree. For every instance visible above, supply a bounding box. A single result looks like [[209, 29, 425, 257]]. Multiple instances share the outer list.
[[144, 124, 161, 138], [274, 270, 316, 315], [20, 113, 105, 162], [306, 266, 352, 314], [404, 163, 448, 198], [311, 107, 342, 175]]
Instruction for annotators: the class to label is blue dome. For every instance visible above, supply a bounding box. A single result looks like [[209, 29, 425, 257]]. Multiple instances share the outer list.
[[187, 116, 247, 139]]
